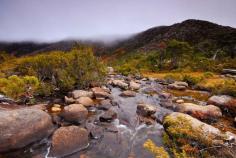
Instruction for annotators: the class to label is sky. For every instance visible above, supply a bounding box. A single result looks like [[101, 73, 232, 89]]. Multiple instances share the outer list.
[[0, 0, 236, 42]]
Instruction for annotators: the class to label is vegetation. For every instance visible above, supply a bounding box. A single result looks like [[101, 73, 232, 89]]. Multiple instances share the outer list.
[[110, 39, 236, 76], [0, 75, 39, 101], [143, 139, 170, 158], [0, 46, 105, 101], [163, 115, 214, 158]]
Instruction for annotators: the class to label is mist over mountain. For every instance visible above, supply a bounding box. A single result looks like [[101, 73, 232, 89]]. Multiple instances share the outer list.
[[0, 19, 235, 57]]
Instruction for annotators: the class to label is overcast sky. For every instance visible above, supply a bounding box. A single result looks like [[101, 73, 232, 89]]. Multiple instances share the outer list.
[[0, 0, 235, 42]]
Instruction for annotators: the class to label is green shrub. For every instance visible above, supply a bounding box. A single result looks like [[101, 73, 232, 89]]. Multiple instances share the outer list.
[[203, 72, 214, 78], [0, 75, 39, 100], [182, 75, 203, 86], [15, 47, 105, 94]]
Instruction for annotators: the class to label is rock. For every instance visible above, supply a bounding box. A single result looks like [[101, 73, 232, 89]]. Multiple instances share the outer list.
[[155, 106, 172, 124], [208, 95, 236, 115], [163, 113, 236, 148], [168, 81, 188, 90], [159, 92, 172, 99], [137, 103, 156, 117], [112, 80, 129, 89], [91, 87, 111, 99], [100, 109, 117, 122], [72, 90, 93, 99], [107, 67, 115, 74], [176, 99, 184, 104], [76, 97, 94, 107], [65, 96, 75, 104], [30, 104, 47, 111], [98, 99, 112, 110], [176, 103, 222, 120], [49, 126, 89, 157], [61, 104, 88, 123], [222, 69, 236, 75], [86, 123, 103, 139], [120, 90, 136, 97], [234, 117, 236, 127], [51, 107, 61, 112], [129, 81, 140, 90], [0, 108, 54, 152]]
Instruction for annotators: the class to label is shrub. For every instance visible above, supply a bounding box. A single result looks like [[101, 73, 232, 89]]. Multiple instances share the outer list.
[[14, 47, 105, 94], [0, 75, 39, 100], [203, 72, 214, 78], [182, 74, 203, 86], [143, 139, 170, 158]]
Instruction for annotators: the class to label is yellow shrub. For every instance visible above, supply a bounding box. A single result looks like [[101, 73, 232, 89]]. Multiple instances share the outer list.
[[143, 139, 170, 158]]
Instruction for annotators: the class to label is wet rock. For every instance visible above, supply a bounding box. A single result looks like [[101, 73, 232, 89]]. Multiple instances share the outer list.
[[72, 90, 93, 99], [75, 97, 94, 107], [49, 126, 89, 157], [163, 112, 236, 148], [91, 87, 111, 99], [98, 99, 112, 110], [137, 103, 156, 117], [0, 108, 54, 152], [86, 123, 103, 139], [155, 106, 172, 124], [176, 103, 222, 121], [168, 81, 188, 90], [112, 80, 129, 89], [159, 92, 172, 99], [0, 94, 15, 104], [208, 95, 236, 115], [100, 109, 117, 122], [61, 104, 88, 123], [65, 96, 75, 104], [129, 81, 140, 90], [51, 106, 62, 112], [120, 90, 136, 97], [176, 99, 184, 104], [107, 67, 115, 74], [234, 117, 236, 127]]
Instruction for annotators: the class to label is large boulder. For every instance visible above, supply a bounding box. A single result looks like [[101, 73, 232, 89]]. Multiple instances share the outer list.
[[208, 95, 236, 115], [168, 81, 188, 90], [61, 104, 88, 123], [163, 112, 236, 157], [0, 108, 54, 152], [129, 81, 141, 90], [112, 80, 129, 89], [72, 90, 93, 99], [120, 90, 136, 97], [91, 87, 111, 99], [75, 97, 94, 107], [49, 126, 89, 157], [137, 103, 156, 117], [176, 103, 222, 121]]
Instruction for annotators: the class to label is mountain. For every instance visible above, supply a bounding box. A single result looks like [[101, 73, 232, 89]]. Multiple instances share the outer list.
[[1, 19, 235, 57], [109, 19, 236, 58]]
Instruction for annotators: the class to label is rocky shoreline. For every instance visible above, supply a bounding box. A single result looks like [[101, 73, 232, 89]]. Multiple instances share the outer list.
[[0, 68, 236, 158]]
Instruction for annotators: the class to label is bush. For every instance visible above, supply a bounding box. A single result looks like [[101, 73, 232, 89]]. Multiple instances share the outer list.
[[182, 74, 203, 86], [143, 139, 170, 158], [0, 75, 39, 100], [203, 72, 214, 78], [14, 47, 105, 94]]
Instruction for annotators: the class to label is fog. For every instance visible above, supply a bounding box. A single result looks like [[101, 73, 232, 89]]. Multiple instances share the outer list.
[[0, 0, 236, 42]]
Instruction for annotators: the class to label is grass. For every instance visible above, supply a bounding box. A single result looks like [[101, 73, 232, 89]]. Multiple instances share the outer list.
[[143, 71, 236, 97]]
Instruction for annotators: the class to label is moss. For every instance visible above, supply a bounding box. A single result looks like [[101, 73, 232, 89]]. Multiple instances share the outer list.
[[163, 115, 214, 157]]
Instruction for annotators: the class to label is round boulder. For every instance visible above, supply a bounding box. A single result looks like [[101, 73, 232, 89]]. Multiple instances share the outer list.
[[61, 104, 88, 123], [49, 126, 89, 157], [0, 108, 54, 152]]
